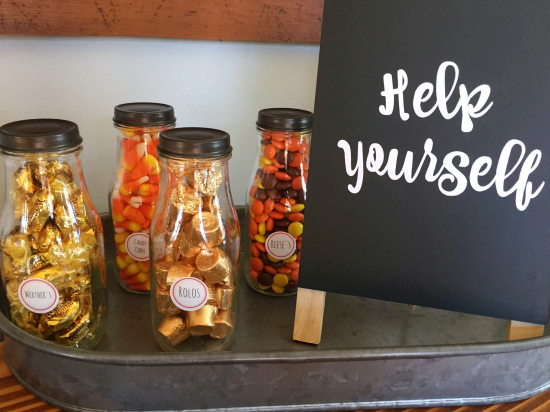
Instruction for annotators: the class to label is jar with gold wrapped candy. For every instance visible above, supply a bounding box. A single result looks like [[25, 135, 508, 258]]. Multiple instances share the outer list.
[[245, 109, 312, 295], [151, 128, 240, 352], [0, 119, 107, 349], [109, 103, 176, 293]]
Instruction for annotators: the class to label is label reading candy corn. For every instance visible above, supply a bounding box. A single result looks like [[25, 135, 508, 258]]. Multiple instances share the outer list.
[[170, 277, 209, 311], [18, 278, 59, 314], [125, 233, 150, 261], [266, 232, 296, 260]]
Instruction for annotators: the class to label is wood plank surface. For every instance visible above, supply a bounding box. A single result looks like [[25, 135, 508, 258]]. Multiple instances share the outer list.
[[1, 340, 549, 411], [0, 1, 324, 43]]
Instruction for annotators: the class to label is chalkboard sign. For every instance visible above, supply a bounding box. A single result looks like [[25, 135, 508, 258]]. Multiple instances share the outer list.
[[300, 0, 550, 324]]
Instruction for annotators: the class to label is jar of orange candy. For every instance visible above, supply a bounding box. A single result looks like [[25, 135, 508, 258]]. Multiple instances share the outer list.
[[109, 103, 176, 293]]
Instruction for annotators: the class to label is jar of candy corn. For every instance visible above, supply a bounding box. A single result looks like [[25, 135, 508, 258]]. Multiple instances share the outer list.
[[245, 108, 312, 295], [109, 103, 176, 293]]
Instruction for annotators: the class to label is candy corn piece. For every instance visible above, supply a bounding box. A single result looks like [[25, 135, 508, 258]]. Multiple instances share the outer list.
[[112, 198, 127, 222], [123, 205, 146, 225], [139, 184, 159, 196], [139, 204, 155, 220], [140, 154, 161, 175], [121, 142, 146, 170], [120, 176, 149, 196]]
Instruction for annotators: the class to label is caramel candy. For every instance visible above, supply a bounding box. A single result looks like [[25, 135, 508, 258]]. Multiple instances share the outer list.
[[26, 253, 50, 273], [177, 231, 201, 259], [196, 248, 233, 284], [154, 261, 173, 289], [31, 222, 61, 253], [184, 212, 222, 249], [48, 161, 75, 184], [53, 205, 75, 238], [202, 196, 221, 215], [23, 191, 54, 234], [156, 289, 182, 315], [1, 233, 32, 264], [55, 311, 91, 345], [210, 309, 234, 339], [167, 160, 192, 179], [187, 304, 217, 336], [157, 315, 190, 346], [188, 169, 222, 196], [169, 184, 202, 217], [166, 263, 195, 287], [69, 190, 87, 219], [49, 180, 78, 205], [38, 300, 80, 335], [13, 164, 41, 194], [11, 190, 26, 220], [216, 286, 235, 310]]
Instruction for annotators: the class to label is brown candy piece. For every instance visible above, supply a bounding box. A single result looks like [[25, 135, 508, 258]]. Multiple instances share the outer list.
[[156, 289, 182, 316], [210, 309, 234, 339], [157, 315, 190, 346], [187, 304, 217, 336], [169, 184, 202, 217], [195, 248, 233, 284], [23, 190, 54, 234]]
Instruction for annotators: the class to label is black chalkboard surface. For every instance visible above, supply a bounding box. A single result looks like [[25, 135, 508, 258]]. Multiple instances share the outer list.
[[300, 0, 550, 324]]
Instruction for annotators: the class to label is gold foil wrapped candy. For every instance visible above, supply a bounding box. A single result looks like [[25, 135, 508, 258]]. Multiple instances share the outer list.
[[156, 289, 182, 315], [216, 286, 235, 310], [23, 190, 54, 234], [157, 315, 190, 346], [55, 311, 91, 345], [1, 233, 32, 266], [195, 248, 233, 284], [188, 169, 222, 196], [184, 212, 222, 249], [49, 161, 75, 183], [30, 222, 61, 253], [154, 261, 173, 289], [177, 231, 201, 259], [13, 163, 41, 194], [202, 196, 221, 215], [38, 300, 80, 335], [169, 184, 202, 218], [210, 309, 234, 339], [165, 263, 195, 287], [187, 304, 218, 336]]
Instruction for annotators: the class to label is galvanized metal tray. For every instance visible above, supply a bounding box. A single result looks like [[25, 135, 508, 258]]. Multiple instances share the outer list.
[[1, 212, 550, 411]]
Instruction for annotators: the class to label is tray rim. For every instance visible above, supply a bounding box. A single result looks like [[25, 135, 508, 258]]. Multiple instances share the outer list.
[[1, 310, 549, 366]]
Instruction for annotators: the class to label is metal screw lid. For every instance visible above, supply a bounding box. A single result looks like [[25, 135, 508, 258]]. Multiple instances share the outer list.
[[158, 128, 232, 159]]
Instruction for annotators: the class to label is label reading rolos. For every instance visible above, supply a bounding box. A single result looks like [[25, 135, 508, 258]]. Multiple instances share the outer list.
[[266, 232, 296, 260], [170, 277, 209, 311], [125, 233, 149, 262], [18, 278, 59, 314]]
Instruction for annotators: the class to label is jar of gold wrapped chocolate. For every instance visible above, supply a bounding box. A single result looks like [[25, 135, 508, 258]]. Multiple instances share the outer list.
[[151, 128, 240, 351], [0, 119, 107, 349]]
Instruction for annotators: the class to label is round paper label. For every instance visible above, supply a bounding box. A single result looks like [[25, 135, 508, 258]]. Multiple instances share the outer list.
[[170, 277, 209, 311], [18, 278, 59, 314], [125, 233, 150, 261], [266, 232, 296, 260]]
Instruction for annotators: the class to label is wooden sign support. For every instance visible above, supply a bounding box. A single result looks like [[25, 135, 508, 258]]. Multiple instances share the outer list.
[[293, 290, 546, 345]]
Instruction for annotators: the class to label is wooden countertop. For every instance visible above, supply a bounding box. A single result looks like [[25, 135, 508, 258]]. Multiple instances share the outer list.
[[1, 340, 550, 412]]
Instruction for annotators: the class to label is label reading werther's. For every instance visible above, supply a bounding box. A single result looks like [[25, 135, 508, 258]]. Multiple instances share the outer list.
[[266, 232, 296, 260], [125, 233, 149, 262], [18, 278, 59, 314], [170, 277, 209, 311]]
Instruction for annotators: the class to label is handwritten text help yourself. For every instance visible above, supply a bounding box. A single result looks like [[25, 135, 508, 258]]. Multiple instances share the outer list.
[[338, 61, 544, 211]]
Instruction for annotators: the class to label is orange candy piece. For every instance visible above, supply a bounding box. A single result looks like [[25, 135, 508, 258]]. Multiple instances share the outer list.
[[255, 213, 269, 223], [139, 204, 155, 220], [120, 176, 149, 196], [251, 200, 264, 216], [264, 199, 275, 213], [264, 265, 278, 275], [263, 165, 278, 174], [289, 152, 303, 168], [121, 142, 146, 170], [139, 184, 159, 196], [255, 242, 267, 252], [266, 217, 274, 232], [250, 258, 264, 272], [249, 219, 258, 235], [275, 172, 291, 181], [112, 198, 126, 222], [123, 205, 146, 225], [274, 203, 290, 214], [269, 211, 284, 220], [288, 213, 304, 222], [250, 270, 259, 281], [291, 177, 304, 190], [280, 198, 296, 206], [263, 144, 277, 160], [285, 138, 301, 152]]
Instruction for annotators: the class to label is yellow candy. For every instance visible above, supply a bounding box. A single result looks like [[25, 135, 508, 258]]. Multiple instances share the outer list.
[[254, 234, 266, 243], [273, 274, 289, 288], [124, 255, 136, 264], [258, 222, 266, 236], [267, 254, 280, 263], [258, 283, 271, 290], [290, 203, 305, 213], [121, 129, 135, 137], [261, 145, 265, 151], [118, 243, 127, 254], [127, 262, 140, 275], [141, 154, 160, 174], [116, 256, 128, 269], [259, 160, 266, 168], [288, 222, 303, 237], [114, 232, 130, 244], [271, 284, 285, 294], [128, 221, 142, 232], [256, 180, 265, 190], [138, 261, 149, 272], [259, 155, 272, 165], [283, 254, 297, 263]]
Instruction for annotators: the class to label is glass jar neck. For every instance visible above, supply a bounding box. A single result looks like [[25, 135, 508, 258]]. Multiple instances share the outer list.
[[256, 127, 311, 138]]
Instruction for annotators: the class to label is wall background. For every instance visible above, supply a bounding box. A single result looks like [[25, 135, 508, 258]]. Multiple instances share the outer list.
[[0, 36, 319, 213]]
